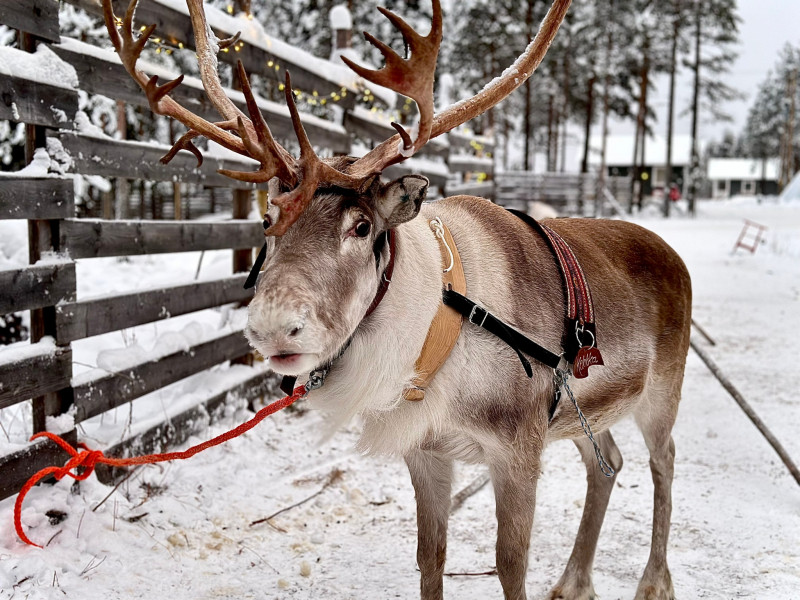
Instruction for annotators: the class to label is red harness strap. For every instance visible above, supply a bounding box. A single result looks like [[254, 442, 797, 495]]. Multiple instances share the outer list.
[[507, 210, 603, 378], [15, 385, 307, 548]]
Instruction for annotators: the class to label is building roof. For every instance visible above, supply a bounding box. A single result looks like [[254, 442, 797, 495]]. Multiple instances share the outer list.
[[706, 158, 779, 181]]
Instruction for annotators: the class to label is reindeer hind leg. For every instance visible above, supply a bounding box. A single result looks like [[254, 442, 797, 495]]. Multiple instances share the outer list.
[[547, 430, 623, 600], [633, 376, 682, 600]]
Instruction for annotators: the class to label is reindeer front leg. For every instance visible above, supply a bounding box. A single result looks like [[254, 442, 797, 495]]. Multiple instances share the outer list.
[[489, 437, 544, 600], [405, 450, 454, 600]]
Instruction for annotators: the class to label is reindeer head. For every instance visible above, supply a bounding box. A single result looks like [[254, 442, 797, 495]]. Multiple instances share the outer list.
[[103, 0, 571, 376]]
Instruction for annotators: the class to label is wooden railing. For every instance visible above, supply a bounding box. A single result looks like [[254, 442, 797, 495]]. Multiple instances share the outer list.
[[0, 0, 494, 500]]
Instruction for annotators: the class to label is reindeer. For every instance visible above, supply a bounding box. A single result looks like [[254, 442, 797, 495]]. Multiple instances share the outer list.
[[103, 0, 691, 598]]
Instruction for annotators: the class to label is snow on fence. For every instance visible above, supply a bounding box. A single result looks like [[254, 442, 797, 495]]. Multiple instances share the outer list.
[[0, 0, 494, 501]]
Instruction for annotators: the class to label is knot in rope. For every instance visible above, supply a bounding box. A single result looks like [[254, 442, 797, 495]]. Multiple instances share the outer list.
[[14, 385, 307, 548]]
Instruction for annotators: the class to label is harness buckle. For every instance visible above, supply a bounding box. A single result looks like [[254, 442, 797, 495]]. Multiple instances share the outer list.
[[468, 304, 490, 328]]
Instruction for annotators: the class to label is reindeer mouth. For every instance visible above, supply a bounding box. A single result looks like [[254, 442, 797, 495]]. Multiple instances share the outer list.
[[269, 352, 315, 374]]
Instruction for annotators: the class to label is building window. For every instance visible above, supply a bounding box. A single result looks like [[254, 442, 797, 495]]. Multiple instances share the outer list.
[[717, 180, 726, 191], [741, 180, 756, 195]]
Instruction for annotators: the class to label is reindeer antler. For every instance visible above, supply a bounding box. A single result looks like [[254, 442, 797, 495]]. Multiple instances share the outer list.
[[103, 0, 571, 235], [341, 1, 442, 158]]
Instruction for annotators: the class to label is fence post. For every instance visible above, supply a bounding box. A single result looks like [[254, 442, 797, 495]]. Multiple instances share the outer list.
[[20, 31, 76, 438]]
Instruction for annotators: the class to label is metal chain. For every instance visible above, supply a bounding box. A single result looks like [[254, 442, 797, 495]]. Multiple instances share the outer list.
[[554, 369, 615, 477]]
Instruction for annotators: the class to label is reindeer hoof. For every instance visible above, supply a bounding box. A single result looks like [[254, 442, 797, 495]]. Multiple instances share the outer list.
[[546, 582, 596, 600]]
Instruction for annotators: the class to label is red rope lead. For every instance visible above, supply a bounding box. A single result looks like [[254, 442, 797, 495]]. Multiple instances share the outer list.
[[15, 385, 307, 548]]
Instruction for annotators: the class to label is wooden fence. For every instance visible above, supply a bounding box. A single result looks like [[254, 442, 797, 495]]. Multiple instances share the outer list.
[[495, 172, 633, 216], [0, 0, 494, 501]]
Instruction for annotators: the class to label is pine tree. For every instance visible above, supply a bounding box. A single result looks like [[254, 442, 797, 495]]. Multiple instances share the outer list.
[[742, 44, 800, 188]]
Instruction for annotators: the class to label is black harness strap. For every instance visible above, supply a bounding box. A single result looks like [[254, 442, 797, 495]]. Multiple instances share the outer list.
[[441, 289, 561, 373]]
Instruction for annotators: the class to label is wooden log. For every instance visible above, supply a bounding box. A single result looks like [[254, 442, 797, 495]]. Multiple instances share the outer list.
[[55, 274, 251, 342], [0, 0, 60, 42], [450, 472, 491, 514], [94, 370, 280, 483], [56, 132, 261, 189], [0, 262, 76, 315], [0, 432, 77, 502], [690, 338, 800, 487], [51, 40, 350, 154], [0, 345, 72, 410], [0, 177, 75, 220], [0, 74, 79, 128], [60, 218, 263, 258], [72, 330, 252, 422]]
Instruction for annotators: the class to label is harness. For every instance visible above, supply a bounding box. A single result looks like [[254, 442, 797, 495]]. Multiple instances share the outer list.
[[247, 211, 604, 418]]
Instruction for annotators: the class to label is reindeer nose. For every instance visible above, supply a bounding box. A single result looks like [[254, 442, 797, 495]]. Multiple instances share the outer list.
[[288, 325, 303, 337]]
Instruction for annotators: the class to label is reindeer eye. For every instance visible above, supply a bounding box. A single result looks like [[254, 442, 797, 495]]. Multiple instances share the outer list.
[[262, 214, 272, 230], [354, 220, 371, 238]]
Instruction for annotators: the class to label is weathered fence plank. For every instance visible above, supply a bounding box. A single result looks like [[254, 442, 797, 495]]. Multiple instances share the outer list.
[[0, 74, 79, 128], [0, 177, 74, 220], [0, 344, 72, 409], [56, 132, 262, 189], [448, 130, 495, 154], [448, 155, 494, 175], [344, 110, 449, 159], [51, 39, 351, 154], [60, 218, 262, 258], [0, 262, 76, 315], [0, 433, 77, 502], [64, 0, 359, 109], [0, 0, 61, 42], [56, 274, 251, 342], [94, 370, 279, 483], [445, 181, 495, 200], [73, 330, 252, 422]]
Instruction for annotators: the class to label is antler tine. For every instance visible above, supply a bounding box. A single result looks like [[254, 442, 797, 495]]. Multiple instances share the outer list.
[[236, 62, 298, 186], [341, 0, 442, 158], [283, 71, 362, 188], [349, 0, 571, 180]]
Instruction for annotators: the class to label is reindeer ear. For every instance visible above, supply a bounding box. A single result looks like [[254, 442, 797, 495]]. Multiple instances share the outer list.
[[376, 175, 429, 228]]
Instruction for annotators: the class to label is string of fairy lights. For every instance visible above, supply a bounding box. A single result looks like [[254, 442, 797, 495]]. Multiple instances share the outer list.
[[112, 14, 492, 163]]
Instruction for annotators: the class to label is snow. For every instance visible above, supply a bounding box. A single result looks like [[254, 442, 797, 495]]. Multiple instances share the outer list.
[[55, 37, 349, 139], [154, 0, 381, 102], [0, 198, 799, 598], [707, 157, 780, 181], [329, 6, 353, 30], [0, 43, 78, 90]]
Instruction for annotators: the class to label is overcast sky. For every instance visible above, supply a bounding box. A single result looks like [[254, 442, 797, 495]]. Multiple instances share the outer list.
[[638, 0, 800, 141]]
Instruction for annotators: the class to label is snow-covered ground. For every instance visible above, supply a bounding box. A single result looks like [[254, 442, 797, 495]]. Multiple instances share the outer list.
[[1, 197, 799, 599]]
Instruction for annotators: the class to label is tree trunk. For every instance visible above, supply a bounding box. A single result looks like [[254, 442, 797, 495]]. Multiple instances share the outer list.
[[688, 0, 702, 216], [637, 43, 650, 210], [581, 75, 595, 174], [598, 4, 614, 218], [523, 0, 535, 171], [664, 0, 681, 217]]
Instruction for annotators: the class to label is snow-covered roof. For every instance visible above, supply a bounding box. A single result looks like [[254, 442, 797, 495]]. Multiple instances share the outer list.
[[707, 158, 780, 181], [588, 134, 695, 167]]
